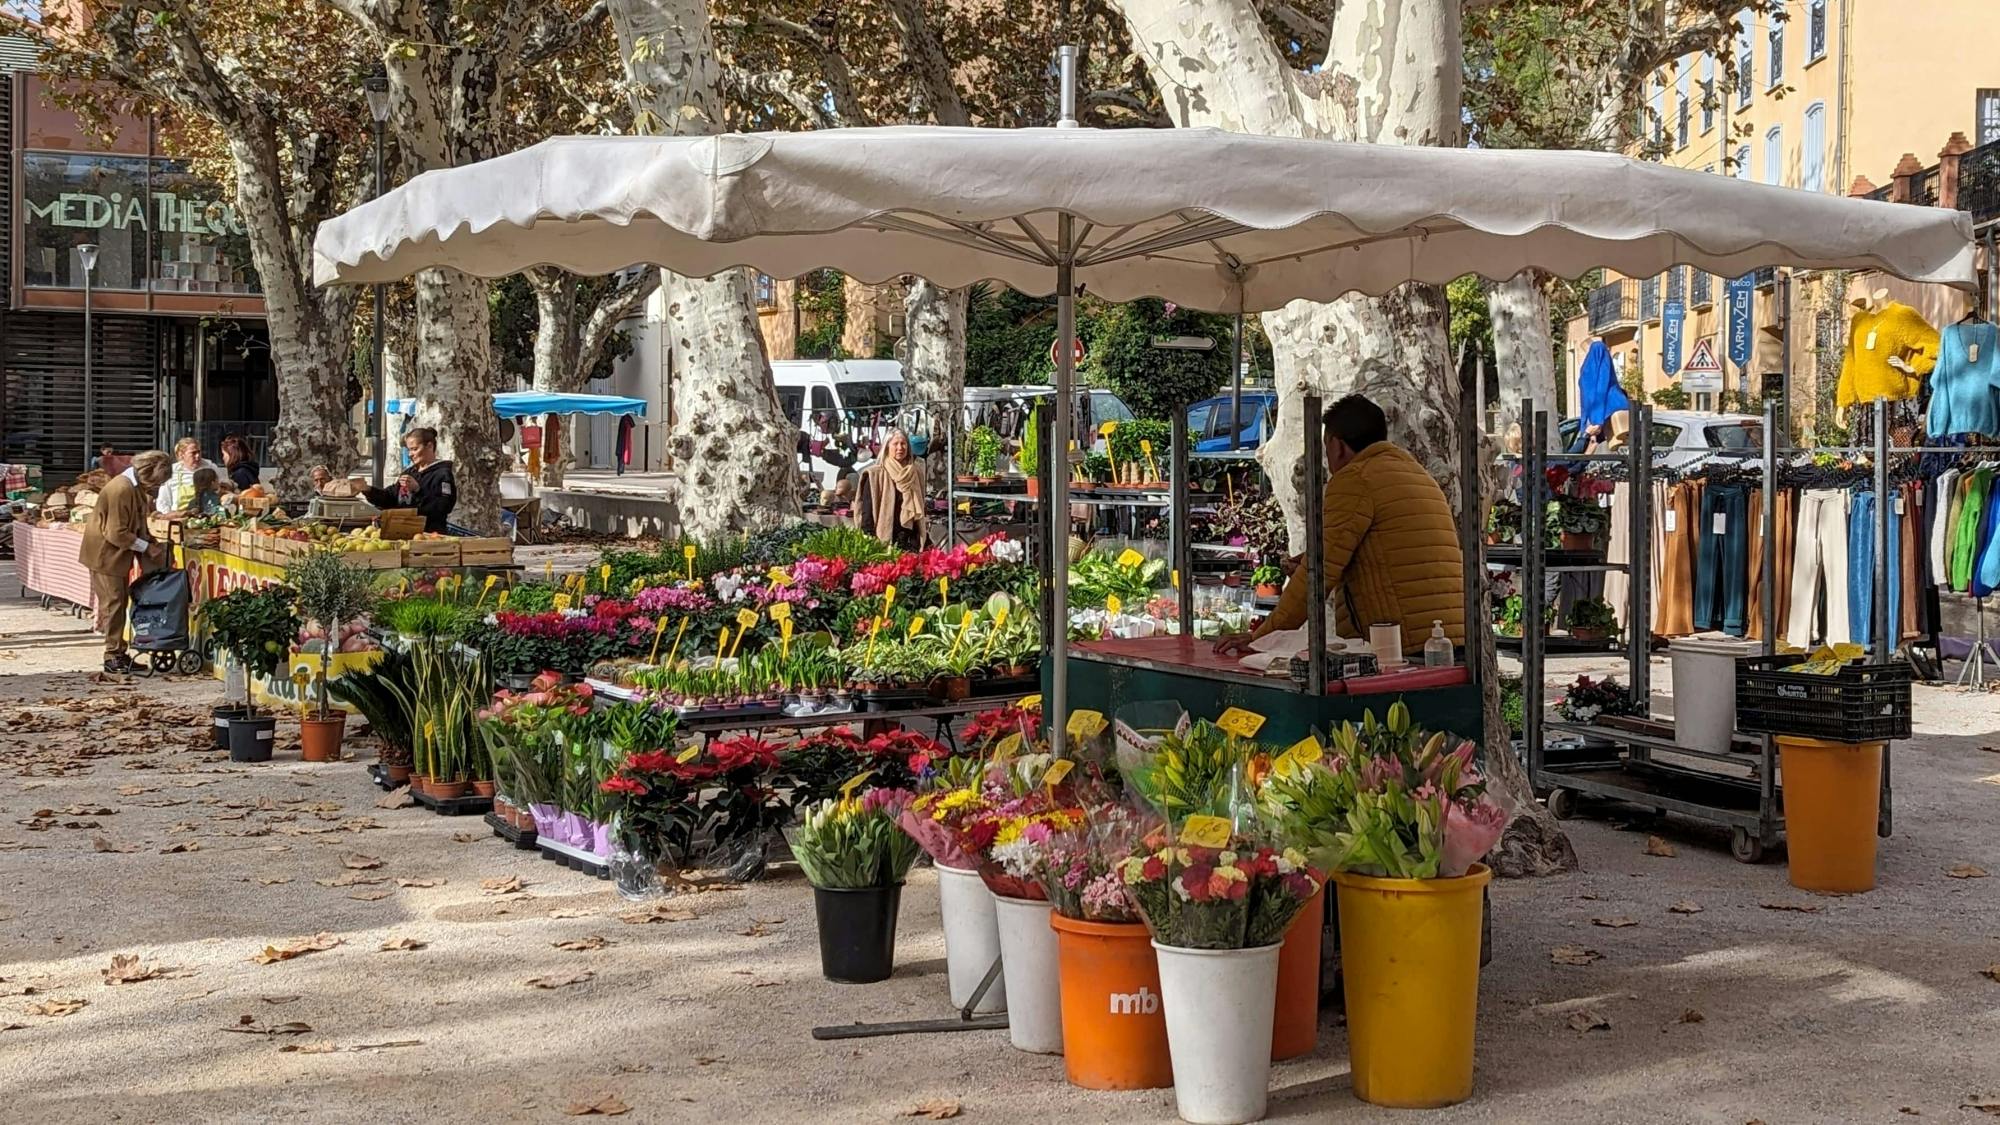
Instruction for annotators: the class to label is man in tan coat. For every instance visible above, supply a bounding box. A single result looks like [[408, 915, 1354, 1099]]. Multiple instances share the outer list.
[[1217, 395, 1465, 659], [79, 449, 172, 672]]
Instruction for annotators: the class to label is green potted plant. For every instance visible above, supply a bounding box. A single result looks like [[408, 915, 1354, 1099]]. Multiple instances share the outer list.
[[1564, 596, 1620, 643], [969, 425, 1002, 483], [1017, 406, 1043, 499], [1486, 498, 1522, 546], [1250, 564, 1282, 598], [285, 550, 378, 763], [1549, 494, 1610, 552], [197, 586, 301, 762], [788, 792, 923, 983]]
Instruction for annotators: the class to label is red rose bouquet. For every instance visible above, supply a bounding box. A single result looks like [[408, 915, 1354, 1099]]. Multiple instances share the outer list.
[[1119, 828, 1323, 950]]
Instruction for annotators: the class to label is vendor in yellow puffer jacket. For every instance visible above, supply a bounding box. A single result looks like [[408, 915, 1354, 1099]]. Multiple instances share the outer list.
[[1215, 395, 1466, 659]]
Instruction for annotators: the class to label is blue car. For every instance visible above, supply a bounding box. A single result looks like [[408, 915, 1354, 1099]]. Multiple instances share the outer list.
[[1188, 392, 1276, 453]]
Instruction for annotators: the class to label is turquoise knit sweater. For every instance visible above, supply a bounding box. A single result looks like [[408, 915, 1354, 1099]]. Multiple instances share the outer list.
[[1928, 321, 2000, 438]]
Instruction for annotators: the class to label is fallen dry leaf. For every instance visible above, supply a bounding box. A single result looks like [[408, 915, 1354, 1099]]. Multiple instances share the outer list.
[[452, 831, 477, 843], [481, 876, 526, 895], [737, 922, 774, 937], [1961, 1094, 2000, 1116], [1980, 964, 2000, 983], [619, 904, 695, 925], [251, 932, 343, 964], [1643, 836, 1677, 858], [1591, 916, 1639, 929], [27, 998, 85, 1017], [347, 889, 393, 902], [1759, 901, 1824, 914], [159, 840, 201, 854], [1676, 1009, 1706, 1024], [100, 954, 166, 985], [396, 878, 444, 888], [0, 1023, 24, 1032], [281, 1041, 339, 1054], [375, 791, 416, 809], [1669, 900, 1704, 914], [1566, 1009, 1611, 1033], [1550, 944, 1602, 966], [525, 971, 594, 990], [1900, 1107, 1921, 1116], [563, 1095, 630, 1117], [341, 853, 383, 870], [257, 876, 292, 886], [261, 995, 300, 1004], [347, 1039, 423, 1051], [92, 836, 140, 854], [905, 1098, 963, 1120], [314, 873, 387, 888], [222, 1015, 313, 1036], [549, 907, 595, 919], [379, 938, 428, 952], [553, 936, 613, 952], [1946, 864, 1989, 879]]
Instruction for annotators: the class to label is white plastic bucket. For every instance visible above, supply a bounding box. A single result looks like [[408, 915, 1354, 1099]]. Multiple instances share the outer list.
[[936, 864, 1005, 1014], [1153, 940, 1282, 1124], [992, 892, 1063, 1054], [1669, 636, 1760, 754]]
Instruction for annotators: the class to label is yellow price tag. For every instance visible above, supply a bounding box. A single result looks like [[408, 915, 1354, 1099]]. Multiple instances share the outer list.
[[938, 576, 949, 600], [1140, 439, 1153, 456], [424, 719, 436, 742], [994, 732, 1024, 757], [839, 770, 874, 799], [544, 561, 553, 581], [398, 577, 411, 595], [1284, 735, 1323, 764], [483, 575, 497, 591], [766, 601, 792, 622], [289, 667, 311, 686], [1171, 568, 1181, 590], [1042, 759, 1074, 789], [1099, 421, 1119, 437], [1215, 707, 1267, 739], [1116, 548, 1146, 568], [768, 566, 791, 585], [735, 608, 759, 630], [551, 593, 572, 612], [882, 584, 898, 608], [675, 745, 701, 764], [1066, 709, 1107, 740], [992, 604, 1010, 627], [682, 545, 698, 560], [1019, 694, 1042, 710], [1105, 594, 1122, 616], [967, 541, 985, 555], [779, 618, 794, 640], [599, 564, 611, 588], [1179, 814, 1234, 848], [907, 616, 926, 639], [496, 590, 510, 610]]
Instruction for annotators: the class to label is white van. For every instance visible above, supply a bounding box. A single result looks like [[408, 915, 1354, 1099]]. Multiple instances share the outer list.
[[771, 360, 908, 488]]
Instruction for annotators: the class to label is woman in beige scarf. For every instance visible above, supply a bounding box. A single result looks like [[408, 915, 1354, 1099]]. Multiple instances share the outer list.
[[855, 430, 928, 550]]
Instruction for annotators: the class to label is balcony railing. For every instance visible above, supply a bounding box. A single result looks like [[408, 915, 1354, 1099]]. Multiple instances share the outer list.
[[1640, 275, 1662, 321], [1586, 279, 1640, 334], [1958, 139, 2000, 222]]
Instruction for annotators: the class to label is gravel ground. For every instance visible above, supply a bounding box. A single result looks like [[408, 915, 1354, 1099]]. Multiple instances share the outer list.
[[1, 571, 1996, 1124]]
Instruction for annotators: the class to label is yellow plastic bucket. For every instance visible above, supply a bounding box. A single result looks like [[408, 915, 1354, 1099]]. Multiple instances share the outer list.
[[1777, 736, 1884, 894], [1332, 863, 1491, 1109]]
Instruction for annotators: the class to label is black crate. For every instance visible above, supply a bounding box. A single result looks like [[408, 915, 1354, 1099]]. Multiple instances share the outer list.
[[1735, 656, 1912, 742]]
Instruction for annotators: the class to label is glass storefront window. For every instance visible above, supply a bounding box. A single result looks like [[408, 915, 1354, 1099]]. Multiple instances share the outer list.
[[18, 151, 261, 296]]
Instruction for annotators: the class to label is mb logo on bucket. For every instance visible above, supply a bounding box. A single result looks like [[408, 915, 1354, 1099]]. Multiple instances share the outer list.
[[1109, 987, 1160, 1015]]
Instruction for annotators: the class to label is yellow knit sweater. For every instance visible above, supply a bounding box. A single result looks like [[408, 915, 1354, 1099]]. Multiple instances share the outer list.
[[1837, 302, 1938, 408]]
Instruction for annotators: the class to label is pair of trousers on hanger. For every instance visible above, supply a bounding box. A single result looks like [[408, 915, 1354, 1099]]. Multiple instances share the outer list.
[[1654, 481, 1700, 637], [1693, 483, 1750, 635], [1786, 489, 1850, 649], [1848, 490, 1903, 654]]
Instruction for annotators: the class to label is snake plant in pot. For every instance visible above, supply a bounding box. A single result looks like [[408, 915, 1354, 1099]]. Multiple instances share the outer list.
[[285, 550, 378, 762], [197, 585, 300, 762]]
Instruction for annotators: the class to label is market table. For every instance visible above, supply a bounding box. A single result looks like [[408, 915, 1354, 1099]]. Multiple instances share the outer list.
[[1065, 635, 1479, 745], [590, 682, 1033, 754], [15, 522, 97, 614]]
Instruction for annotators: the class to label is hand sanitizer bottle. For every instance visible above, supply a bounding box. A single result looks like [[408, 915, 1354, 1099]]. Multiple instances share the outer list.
[[1424, 620, 1453, 667]]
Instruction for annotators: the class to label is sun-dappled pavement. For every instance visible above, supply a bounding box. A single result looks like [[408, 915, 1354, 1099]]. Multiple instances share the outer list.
[[1, 575, 1996, 1123]]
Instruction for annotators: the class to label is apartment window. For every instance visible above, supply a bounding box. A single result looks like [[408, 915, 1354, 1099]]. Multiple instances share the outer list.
[[1693, 271, 1714, 308], [1764, 125, 1782, 186], [1808, 0, 1828, 61], [1768, 21, 1784, 87], [1676, 69, 1691, 148], [1735, 144, 1752, 180], [1666, 266, 1686, 303], [1641, 275, 1662, 322], [754, 273, 776, 307], [1649, 81, 1666, 148], [1701, 55, 1716, 133], [1736, 13, 1754, 108], [1802, 102, 1827, 192], [1981, 89, 2000, 146]]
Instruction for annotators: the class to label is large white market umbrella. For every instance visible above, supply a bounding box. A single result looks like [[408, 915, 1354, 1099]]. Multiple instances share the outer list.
[[313, 123, 1978, 754]]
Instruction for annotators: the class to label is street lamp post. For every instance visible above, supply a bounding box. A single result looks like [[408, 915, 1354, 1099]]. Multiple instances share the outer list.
[[364, 66, 392, 487], [78, 243, 98, 468]]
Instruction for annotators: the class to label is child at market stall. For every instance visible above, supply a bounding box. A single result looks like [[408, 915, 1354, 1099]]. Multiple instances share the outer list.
[[187, 468, 225, 517]]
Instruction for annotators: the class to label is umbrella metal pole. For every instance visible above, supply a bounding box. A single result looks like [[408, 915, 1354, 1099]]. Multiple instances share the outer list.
[[1172, 411, 1193, 630], [1049, 215, 1074, 758], [1230, 306, 1244, 451]]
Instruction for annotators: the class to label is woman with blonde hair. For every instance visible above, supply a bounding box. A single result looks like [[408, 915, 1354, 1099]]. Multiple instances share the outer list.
[[853, 429, 928, 550], [156, 437, 221, 514]]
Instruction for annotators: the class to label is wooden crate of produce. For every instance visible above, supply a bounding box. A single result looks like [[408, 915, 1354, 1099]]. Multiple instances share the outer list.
[[456, 537, 514, 566], [344, 548, 403, 571], [401, 539, 461, 568], [378, 510, 427, 540]]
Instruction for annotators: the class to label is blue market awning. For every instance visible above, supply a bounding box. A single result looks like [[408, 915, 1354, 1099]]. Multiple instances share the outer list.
[[386, 391, 648, 419]]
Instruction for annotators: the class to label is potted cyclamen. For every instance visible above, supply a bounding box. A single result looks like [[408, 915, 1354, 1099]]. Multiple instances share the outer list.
[[789, 791, 922, 983], [1121, 826, 1324, 1124], [1564, 596, 1620, 643], [1303, 704, 1507, 1110], [197, 585, 301, 763], [285, 550, 377, 763]]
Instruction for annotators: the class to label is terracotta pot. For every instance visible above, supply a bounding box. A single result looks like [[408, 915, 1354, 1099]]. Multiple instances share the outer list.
[[430, 779, 470, 800], [1560, 531, 1597, 553], [410, 775, 434, 796], [932, 675, 971, 702], [1255, 583, 1281, 598], [1025, 477, 1041, 499], [471, 780, 497, 798], [385, 763, 412, 785], [1570, 626, 1608, 643], [299, 715, 346, 763]]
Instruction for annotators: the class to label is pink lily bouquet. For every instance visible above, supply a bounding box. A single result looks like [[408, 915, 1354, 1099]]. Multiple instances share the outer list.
[[1305, 703, 1509, 880]]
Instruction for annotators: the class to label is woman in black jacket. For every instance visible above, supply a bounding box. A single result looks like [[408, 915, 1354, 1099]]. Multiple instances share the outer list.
[[362, 427, 457, 533], [219, 435, 261, 491]]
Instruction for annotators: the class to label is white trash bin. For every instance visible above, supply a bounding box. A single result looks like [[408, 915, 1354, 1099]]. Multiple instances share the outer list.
[[1668, 636, 1762, 755]]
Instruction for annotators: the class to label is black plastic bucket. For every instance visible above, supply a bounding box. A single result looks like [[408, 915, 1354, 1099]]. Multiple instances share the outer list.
[[211, 704, 248, 750], [226, 714, 277, 763], [811, 883, 903, 984]]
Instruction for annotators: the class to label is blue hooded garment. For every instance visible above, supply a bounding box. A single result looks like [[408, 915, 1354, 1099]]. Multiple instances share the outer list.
[[1576, 340, 1632, 428]]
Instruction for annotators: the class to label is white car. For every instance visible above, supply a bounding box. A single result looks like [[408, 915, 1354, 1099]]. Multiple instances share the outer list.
[[1564, 409, 1764, 469]]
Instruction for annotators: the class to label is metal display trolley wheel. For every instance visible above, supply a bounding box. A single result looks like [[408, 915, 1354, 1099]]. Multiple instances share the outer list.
[[1545, 787, 1578, 820], [1730, 828, 1766, 865]]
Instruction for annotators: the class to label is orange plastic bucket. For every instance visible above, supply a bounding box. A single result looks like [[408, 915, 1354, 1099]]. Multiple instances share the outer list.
[[1272, 884, 1325, 1060], [1777, 736, 1884, 894], [1049, 913, 1173, 1090]]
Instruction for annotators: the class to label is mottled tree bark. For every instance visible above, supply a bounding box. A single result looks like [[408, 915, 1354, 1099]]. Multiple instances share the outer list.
[[1490, 271, 1560, 448], [899, 279, 967, 446], [610, 0, 801, 538]]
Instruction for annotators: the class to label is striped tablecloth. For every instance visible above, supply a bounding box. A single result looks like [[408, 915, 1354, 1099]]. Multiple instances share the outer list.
[[15, 522, 97, 612]]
